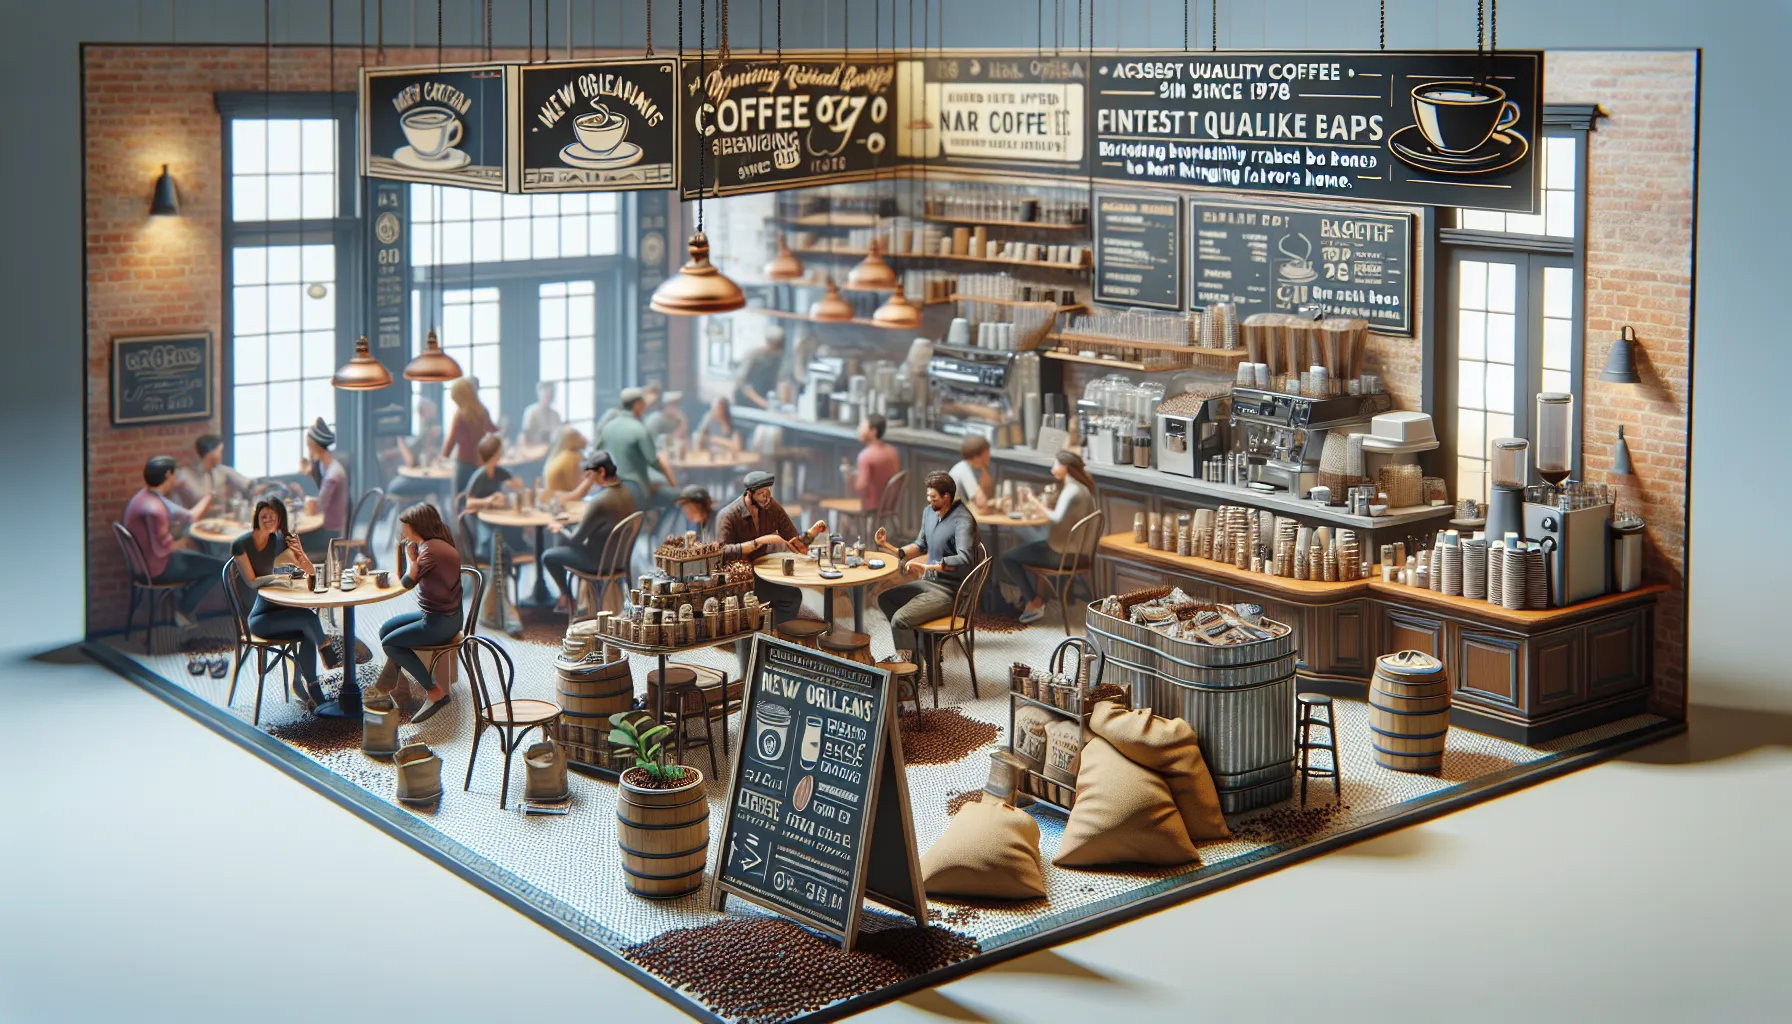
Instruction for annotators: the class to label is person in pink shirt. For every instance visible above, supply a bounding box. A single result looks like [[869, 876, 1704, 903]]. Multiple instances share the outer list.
[[122, 455, 225, 628], [851, 414, 901, 512]]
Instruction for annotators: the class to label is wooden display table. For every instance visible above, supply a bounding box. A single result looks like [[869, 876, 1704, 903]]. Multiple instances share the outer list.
[[189, 512, 324, 546], [1096, 533, 1668, 744], [753, 552, 899, 634]]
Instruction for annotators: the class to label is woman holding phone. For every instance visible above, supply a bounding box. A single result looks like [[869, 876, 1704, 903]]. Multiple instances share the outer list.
[[230, 498, 328, 707]]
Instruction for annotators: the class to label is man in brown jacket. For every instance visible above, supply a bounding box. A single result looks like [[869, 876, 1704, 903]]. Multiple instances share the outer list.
[[717, 470, 827, 627]]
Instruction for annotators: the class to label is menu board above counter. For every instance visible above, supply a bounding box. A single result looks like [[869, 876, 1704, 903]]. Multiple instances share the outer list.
[[1090, 50, 1542, 213], [1190, 197, 1413, 334], [895, 53, 1087, 177], [514, 59, 678, 193], [361, 63, 510, 191], [682, 53, 896, 198], [1094, 192, 1182, 310]]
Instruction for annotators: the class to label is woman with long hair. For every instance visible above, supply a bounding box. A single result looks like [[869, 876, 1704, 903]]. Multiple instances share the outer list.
[[1006, 449, 1100, 624], [440, 377, 495, 496], [692, 395, 743, 452], [230, 498, 328, 706], [380, 502, 465, 723]]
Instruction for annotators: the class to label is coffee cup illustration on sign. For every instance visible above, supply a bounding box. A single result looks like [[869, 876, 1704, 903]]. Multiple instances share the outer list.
[[394, 106, 471, 170], [1277, 232, 1317, 283], [560, 104, 644, 170], [1388, 80, 1528, 176]]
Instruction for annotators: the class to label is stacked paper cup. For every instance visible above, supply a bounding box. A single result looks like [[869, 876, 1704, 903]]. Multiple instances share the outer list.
[[1487, 544, 1505, 606], [1525, 547, 1549, 609], [1463, 538, 1488, 600], [1501, 544, 1527, 610], [1441, 537, 1463, 597]]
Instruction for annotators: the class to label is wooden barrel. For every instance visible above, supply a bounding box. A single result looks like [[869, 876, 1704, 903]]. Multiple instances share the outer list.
[[555, 656, 634, 717], [1369, 650, 1452, 773], [616, 770, 709, 898]]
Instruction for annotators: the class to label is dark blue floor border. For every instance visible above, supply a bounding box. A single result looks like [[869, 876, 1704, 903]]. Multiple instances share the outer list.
[[85, 640, 1685, 1024]]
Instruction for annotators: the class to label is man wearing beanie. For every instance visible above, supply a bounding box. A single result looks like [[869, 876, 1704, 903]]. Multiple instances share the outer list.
[[301, 417, 350, 558]]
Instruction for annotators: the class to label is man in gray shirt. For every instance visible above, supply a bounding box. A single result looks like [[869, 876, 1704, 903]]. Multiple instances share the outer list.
[[875, 470, 981, 659], [599, 387, 679, 510], [540, 452, 638, 611]]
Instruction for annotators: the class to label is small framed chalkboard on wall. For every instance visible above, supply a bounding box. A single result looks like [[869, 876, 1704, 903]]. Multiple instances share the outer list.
[[111, 333, 212, 426]]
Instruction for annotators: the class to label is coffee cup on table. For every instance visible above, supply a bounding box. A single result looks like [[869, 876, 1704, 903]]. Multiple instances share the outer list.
[[1410, 81, 1519, 153], [304, 497, 319, 516], [572, 105, 629, 155], [399, 106, 463, 159]]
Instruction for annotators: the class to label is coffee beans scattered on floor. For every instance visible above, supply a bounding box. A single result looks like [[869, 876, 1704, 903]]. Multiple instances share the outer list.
[[624, 917, 980, 1022], [970, 610, 1029, 634], [1228, 800, 1351, 845], [897, 708, 1001, 766], [944, 789, 983, 817]]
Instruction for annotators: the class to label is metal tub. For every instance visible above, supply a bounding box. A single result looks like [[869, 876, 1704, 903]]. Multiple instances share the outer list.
[[1087, 603, 1298, 813]]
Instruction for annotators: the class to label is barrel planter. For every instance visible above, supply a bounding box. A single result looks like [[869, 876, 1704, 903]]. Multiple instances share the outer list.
[[616, 767, 710, 899], [555, 654, 636, 772], [1369, 650, 1452, 773]]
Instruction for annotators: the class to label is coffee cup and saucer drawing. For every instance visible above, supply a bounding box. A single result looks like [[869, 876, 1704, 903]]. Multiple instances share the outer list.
[[1389, 80, 1529, 175], [1277, 233, 1317, 283], [558, 105, 644, 170], [392, 105, 471, 170]]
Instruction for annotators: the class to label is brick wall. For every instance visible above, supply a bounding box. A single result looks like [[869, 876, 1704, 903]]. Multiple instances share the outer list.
[[1547, 51, 1696, 718]]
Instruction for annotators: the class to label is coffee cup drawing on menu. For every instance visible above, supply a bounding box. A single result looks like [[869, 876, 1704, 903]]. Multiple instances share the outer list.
[[1388, 80, 1528, 176], [560, 104, 644, 170], [395, 106, 467, 169]]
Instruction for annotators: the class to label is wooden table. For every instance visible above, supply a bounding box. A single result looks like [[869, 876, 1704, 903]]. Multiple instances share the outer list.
[[256, 576, 407, 719], [600, 627, 763, 767], [475, 506, 569, 611], [667, 450, 761, 471], [397, 463, 454, 481], [503, 443, 550, 467], [972, 509, 1049, 610], [753, 552, 899, 634], [188, 513, 325, 547]]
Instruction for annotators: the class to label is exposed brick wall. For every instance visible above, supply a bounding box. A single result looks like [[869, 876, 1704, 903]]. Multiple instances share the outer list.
[[1546, 51, 1696, 718]]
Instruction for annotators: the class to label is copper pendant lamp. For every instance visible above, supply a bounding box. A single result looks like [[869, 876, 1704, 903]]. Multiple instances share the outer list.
[[809, 277, 855, 322], [763, 233, 805, 282], [404, 328, 463, 382], [872, 281, 922, 328], [846, 237, 898, 290], [651, 232, 747, 316], [332, 336, 394, 390]]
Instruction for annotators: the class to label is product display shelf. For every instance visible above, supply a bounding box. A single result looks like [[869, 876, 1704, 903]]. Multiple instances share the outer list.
[[926, 214, 1084, 231], [774, 211, 882, 228], [1041, 351, 1162, 372], [950, 294, 1086, 310], [791, 246, 1090, 272], [750, 306, 939, 331], [1048, 331, 1251, 360], [1007, 689, 1109, 816]]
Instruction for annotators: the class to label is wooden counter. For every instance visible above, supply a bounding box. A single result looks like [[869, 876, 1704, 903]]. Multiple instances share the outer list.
[[1097, 534, 1667, 745]]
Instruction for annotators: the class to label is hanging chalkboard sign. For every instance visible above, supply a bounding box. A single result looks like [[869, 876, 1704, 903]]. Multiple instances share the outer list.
[[366, 179, 411, 438], [1189, 197, 1414, 334], [360, 63, 510, 191], [894, 52, 1088, 179], [681, 53, 897, 198], [713, 636, 926, 949], [514, 59, 678, 193], [1090, 50, 1542, 213], [111, 333, 211, 426], [1094, 192, 1183, 310]]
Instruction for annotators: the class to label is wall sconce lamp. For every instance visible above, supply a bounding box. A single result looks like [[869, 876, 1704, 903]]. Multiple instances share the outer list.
[[1602, 326, 1641, 477], [149, 165, 180, 217]]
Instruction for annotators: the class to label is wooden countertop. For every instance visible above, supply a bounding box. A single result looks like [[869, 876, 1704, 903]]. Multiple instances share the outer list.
[[1099, 534, 1669, 630]]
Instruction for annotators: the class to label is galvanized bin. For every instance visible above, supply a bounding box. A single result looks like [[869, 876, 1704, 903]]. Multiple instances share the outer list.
[[1086, 602, 1297, 813]]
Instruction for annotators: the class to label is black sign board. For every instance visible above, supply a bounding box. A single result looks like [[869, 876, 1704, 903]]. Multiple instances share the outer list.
[[1189, 197, 1414, 334], [361, 63, 509, 191], [515, 59, 678, 193], [366, 179, 411, 437], [681, 53, 897, 198], [895, 52, 1088, 178], [634, 191, 672, 385], [1094, 192, 1183, 310], [1091, 51, 1542, 213], [713, 636, 926, 949], [111, 333, 211, 426]]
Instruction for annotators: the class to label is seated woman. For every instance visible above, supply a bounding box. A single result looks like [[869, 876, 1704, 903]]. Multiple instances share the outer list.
[[230, 498, 328, 707], [692, 395, 744, 453], [463, 433, 530, 558], [543, 425, 589, 502], [1004, 449, 1099, 624], [670, 485, 717, 541], [381, 503, 465, 723]]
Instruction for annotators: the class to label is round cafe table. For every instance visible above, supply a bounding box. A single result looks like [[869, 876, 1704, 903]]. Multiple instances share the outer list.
[[188, 512, 325, 547], [503, 443, 550, 468], [475, 506, 571, 612], [397, 463, 454, 481], [973, 508, 1050, 611], [753, 551, 898, 635], [256, 575, 407, 719], [667, 449, 761, 493]]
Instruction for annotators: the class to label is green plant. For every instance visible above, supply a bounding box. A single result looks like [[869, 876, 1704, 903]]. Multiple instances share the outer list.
[[607, 712, 690, 784]]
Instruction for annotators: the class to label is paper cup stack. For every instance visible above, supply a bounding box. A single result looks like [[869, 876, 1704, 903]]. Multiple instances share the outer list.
[[1463, 538, 1488, 600], [1525, 547, 1549, 609], [1440, 536, 1463, 597], [1487, 544, 1505, 606], [1500, 545, 1527, 610]]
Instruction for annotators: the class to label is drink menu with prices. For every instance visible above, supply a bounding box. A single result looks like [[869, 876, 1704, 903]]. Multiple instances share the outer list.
[[1190, 197, 1413, 334], [1094, 192, 1183, 310]]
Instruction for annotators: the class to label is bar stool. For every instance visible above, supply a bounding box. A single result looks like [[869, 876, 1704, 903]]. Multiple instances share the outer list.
[[1295, 692, 1342, 806], [882, 661, 921, 724], [819, 629, 874, 665], [648, 667, 719, 773], [775, 618, 829, 650]]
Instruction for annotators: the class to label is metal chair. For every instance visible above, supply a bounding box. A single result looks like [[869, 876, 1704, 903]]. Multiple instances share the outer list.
[[409, 566, 485, 696], [336, 488, 387, 569], [913, 556, 994, 706], [822, 469, 909, 542], [111, 521, 188, 652], [460, 635, 561, 809], [219, 560, 301, 725], [567, 509, 645, 628], [1018, 510, 1106, 635]]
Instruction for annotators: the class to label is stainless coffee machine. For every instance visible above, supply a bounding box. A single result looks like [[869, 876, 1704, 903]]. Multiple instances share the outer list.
[[798, 357, 846, 422], [1228, 387, 1392, 494], [926, 345, 1041, 447], [1524, 490, 1613, 606], [1154, 395, 1231, 477]]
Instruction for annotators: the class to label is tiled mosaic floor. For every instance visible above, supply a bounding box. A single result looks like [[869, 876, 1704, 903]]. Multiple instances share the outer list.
[[96, 588, 1674, 1022]]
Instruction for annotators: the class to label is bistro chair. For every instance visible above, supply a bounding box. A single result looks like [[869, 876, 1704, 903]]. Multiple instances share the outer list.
[[219, 560, 299, 726], [567, 510, 645, 628], [111, 521, 189, 653], [460, 634, 561, 810], [913, 556, 994, 706], [335, 488, 387, 569], [1018, 510, 1106, 636], [821, 469, 909, 543]]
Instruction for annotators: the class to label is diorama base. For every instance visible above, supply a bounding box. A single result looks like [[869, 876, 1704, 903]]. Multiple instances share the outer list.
[[86, 593, 1680, 1024]]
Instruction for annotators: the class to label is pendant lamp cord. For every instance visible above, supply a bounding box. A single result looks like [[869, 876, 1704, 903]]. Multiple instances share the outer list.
[[1477, 0, 1484, 56], [645, 0, 654, 54], [1379, 0, 1385, 49], [377, 0, 385, 63], [1212, 0, 1218, 50]]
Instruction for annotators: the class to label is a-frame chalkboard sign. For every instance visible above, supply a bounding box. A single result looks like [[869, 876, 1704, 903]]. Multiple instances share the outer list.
[[712, 635, 927, 951]]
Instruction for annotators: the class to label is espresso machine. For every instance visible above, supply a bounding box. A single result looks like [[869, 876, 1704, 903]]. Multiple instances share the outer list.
[[1154, 395, 1231, 477], [925, 345, 1042, 447], [1228, 387, 1392, 493], [798, 357, 846, 422]]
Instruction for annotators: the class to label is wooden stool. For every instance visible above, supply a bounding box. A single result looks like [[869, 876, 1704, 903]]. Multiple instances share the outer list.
[[648, 667, 719, 773], [882, 661, 921, 724], [1296, 692, 1341, 806], [775, 618, 829, 650], [819, 629, 874, 665]]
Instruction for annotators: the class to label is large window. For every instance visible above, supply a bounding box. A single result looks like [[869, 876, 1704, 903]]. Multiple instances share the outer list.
[[441, 286, 503, 420], [410, 187, 619, 265], [230, 118, 338, 222], [230, 244, 338, 478], [538, 281, 598, 438]]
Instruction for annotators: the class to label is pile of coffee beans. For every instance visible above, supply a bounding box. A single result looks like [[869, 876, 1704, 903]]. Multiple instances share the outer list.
[[970, 610, 1029, 634], [944, 789, 983, 817], [1228, 800, 1352, 845], [897, 709, 1000, 766], [624, 917, 980, 1022]]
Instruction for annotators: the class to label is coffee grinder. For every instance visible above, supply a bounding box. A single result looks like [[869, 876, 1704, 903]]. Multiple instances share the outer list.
[[1486, 437, 1529, 544]]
